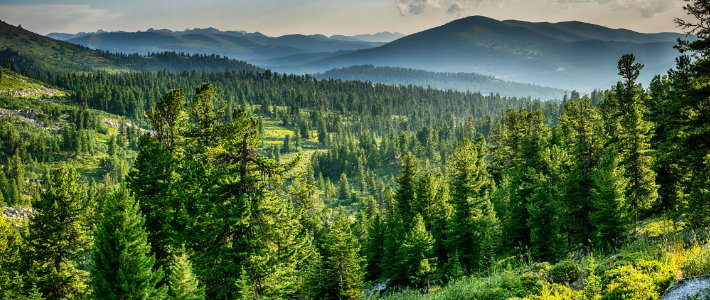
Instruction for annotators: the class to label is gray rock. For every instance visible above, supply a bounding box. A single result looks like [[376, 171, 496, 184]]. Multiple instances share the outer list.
[[662, 275, 710, 300]]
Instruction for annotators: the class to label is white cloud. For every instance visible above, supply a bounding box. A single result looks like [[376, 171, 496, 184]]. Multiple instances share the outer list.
[[395, 0, 443, 16], [0, 4, 121, 34], [395, 0, 679, 18]]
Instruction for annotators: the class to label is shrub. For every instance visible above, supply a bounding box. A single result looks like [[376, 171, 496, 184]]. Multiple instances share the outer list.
[[681, 243, 710, 278], [601, 265, 658, 300], [550, 260, 580, 285], [511, 284, 584, 300], [633, 259, 676, 294]]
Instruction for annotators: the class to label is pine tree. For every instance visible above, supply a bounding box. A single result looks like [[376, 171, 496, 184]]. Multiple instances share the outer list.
[[338, 173, 350, 201], [590, 147, 631, 250], [316, 209, 364, 300], [526, 173, 564, 262], [447, 138, 498, 272], [615, 54, 658, 225], [0, 216, 23, 298], [395, 214, 436, 289], [363, 212, 385, 281], [395, 152, 420, 227], [687, 149, 710, 227], [167, 247, 205, 300], [9, 152, 24, 193], [283, 134, 291, 153], [90, 185, 166, 300], [23, 167, 90, 299], [357, 157, 366, 196]]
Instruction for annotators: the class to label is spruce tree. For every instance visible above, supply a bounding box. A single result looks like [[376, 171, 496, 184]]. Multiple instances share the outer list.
[[0, 216, 23, 298], [283, 134, 291, 153], [447, 138, 498, 272], [338, 173, 350, 201], [363, 212, 385, 280], [9, 152, 24, 193], [317, 209, 364, 300], [590, 147, 631, 250], [526, 173, 564, 262], [395, 214, 436, 289], [90, 185, 166, 300], [167, 247, 205, 300], [615, 54, 658, 225], [23, 167, 90, 299]]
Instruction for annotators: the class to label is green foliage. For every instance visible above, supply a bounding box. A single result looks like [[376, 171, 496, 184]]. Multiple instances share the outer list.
[[90, 185, 166, 300], [315, 209, 365, 300], [549, 260, 580, 285], [601, 265, 658, 300], [167, 247, 205, 300], [23, 167, 90, 299], [681, 243, 710, 278], [590, 147, 631, 250]]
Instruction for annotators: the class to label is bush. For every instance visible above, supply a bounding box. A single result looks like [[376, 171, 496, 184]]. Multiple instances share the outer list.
[[601, 265, 658, 300], [682, 243, 710, 278], [634, 259, 676, 294], [511, 284, 584, 300], [550, 260, 580, 285]]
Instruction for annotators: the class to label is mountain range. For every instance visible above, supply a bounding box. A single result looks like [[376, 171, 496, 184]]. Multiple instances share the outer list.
[[299, 16, 691, 91]]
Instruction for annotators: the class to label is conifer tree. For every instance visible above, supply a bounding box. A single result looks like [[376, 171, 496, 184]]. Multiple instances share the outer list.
[[363, 212, 385, 280], [447, 138, 498, 272], [316, 209, 364, 300], [283, 134, 291, 153], [357, 156, 366, 196], [23, 167, 90, 299], [0, 216, 23, 298], [166, 247, 205, 300], [90, 185, 166, 300], [526, 173, 564, 262], [615, 54, 658, 225], [395, 214, 436, 289], [9, 152, 24, 193], [688, 153, 710, 227], [395, 152, 420, 227], [338, 173, 350, 201], [590, 147, 631, 250]]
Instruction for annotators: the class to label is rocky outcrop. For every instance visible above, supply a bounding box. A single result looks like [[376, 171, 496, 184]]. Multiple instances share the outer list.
[[2, 206, 35, 220], [662, 275, 710, 300]]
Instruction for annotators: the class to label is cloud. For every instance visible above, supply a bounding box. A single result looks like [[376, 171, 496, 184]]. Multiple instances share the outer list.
[[395, 0, 443, 16], [551, 0, 679, 18], [0, 4, 121, 34]]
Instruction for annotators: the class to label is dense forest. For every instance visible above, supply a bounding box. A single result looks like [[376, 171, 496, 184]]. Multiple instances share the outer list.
[[0, 2, 710, 300], [315, 65, 567, 99]]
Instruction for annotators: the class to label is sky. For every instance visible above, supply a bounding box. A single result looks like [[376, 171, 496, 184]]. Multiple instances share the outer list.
[[0, 0, 690, 37]]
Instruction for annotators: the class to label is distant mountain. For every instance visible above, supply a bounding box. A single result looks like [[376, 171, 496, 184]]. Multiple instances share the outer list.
[[66, 31, 384, 60], [316, 65, 567, 99], [351, 32, 406, 43], [0, 20, 262, 74], [306, 16, 689, 91]]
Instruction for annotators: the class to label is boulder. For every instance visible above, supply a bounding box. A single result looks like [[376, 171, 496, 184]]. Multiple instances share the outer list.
[[662, 275, 710, 300]]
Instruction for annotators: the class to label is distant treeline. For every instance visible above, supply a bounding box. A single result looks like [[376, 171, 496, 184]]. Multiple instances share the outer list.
[[316, 65, 567, 99]]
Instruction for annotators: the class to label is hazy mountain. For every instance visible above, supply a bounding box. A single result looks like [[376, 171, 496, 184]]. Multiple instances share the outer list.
[[351, 32, 406, 42], [66, 31, 383, 60], [305, 16, 687, 91], [315, 65, 567, 99], [0, 20, 262, 74]]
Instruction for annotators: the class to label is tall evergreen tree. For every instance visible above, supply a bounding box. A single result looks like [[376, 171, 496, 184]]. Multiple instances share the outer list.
[[447, 138, 498, 272], [23, 167, 90, 299], [338, 173, 350, 201], [90, 185, 167, 300], [395, 214, 436, 290], [526, 173, 564, 262], [315, 209, 364, 300], [590, 147, 631, 250], [166, 247, 205, 300]]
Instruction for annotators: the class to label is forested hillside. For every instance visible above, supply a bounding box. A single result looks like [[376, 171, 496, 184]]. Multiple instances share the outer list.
[[0, 2, 710, 300], [315, 65, 567, 99]]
